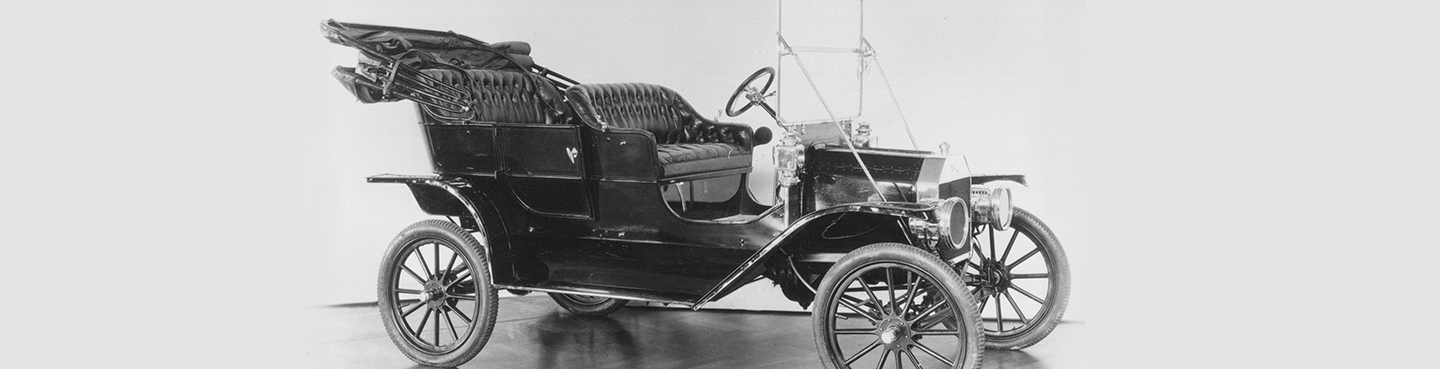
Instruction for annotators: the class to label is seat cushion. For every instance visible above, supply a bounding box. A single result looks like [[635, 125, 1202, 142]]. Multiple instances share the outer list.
[[657, 143, 752, 178]]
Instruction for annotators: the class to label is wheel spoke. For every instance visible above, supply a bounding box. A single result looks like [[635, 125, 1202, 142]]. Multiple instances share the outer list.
[[414, 308, 432, 338], [1007, 248, 1040, 270], [444, 270, 473, 289], [835, 328, 875, 335], [977, 293, 990, 319], [1010, 273, 1050, 279], [450, 303, 472, 323], [1004, 289, 1030, 324], [912, 341, 955, 367], [414, 247, 433, 280], [401, 265, 426, 285], [444, 251, 459, 275], [903, 349, 925, 369], [893, 349, 903, 369], [910, 298, 949, 324], [1011, 284, 1045, 304], [395, 288, 423, 295], [999, 229, 1019, 264], [885, 268, 897, 316], [443, 307, 460, 341], [845, 338, 884, 365], [995, 291, 1004, 331], [448, 294, 478, 300], [988, 226, 997, 267], [899, 272, 920, 320], [873, 349, 890, 369], [838, 295, 882, 323], [433, 307, 441, 345], [856, 276, 889, 316], [401, 301, 426, 317], [913, 329, 960, 336]]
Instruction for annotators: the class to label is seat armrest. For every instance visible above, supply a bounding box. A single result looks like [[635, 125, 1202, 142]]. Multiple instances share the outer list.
[[691, 118, 755, 150]]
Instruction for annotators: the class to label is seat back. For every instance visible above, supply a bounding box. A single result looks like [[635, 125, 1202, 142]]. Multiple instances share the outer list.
[[419, 69, 568, 124], [564, 83, 699, 143]]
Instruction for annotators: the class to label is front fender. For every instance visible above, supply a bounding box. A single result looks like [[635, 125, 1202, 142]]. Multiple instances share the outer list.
[[692, 202, 935, 309]]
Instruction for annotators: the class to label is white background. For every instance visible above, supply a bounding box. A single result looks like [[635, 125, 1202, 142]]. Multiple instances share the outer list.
[[2, 1, 1436, 368]]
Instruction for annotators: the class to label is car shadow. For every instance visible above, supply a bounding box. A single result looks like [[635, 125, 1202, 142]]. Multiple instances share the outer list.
[[528, 313, 640, 369]]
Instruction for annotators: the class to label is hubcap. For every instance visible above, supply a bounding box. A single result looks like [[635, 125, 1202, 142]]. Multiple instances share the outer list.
[[880, 327, 898, 344]]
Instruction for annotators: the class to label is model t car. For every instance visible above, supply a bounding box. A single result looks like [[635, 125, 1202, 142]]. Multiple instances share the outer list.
[[321, 17, 1068, 369]]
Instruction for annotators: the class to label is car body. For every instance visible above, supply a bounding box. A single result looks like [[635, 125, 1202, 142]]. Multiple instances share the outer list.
[[321, 16, 1066, 369]]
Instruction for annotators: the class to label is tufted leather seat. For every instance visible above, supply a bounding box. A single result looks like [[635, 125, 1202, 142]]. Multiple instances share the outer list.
[[419, 68, 568, 124], [566, 83, 756, 179]]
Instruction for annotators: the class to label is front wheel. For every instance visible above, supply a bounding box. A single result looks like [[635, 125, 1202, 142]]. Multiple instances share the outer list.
[[377, 219, 499, 367], [963, 207, 1071, 350], [813, 243, 984, 369]]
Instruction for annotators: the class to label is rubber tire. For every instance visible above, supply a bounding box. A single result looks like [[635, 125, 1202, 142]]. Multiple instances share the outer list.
[[377, 219, 499, 367], [548, 293, 628, 316], [812, 243, 985, 369], [977, 208, 1071, 350]]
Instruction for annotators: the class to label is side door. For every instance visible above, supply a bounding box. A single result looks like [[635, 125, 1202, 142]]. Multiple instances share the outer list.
[[497, 123, 592, 218]]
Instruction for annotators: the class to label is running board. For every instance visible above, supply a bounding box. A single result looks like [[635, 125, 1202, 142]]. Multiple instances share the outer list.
[[494, 281, 703, 307]]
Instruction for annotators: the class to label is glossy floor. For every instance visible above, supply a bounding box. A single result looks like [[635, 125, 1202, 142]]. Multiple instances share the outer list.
[[304, 295, 1086, 368]]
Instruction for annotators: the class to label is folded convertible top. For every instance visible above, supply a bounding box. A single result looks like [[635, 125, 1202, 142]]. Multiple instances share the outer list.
[[321, 19, 577, 113], [321, 20, 535, 72]]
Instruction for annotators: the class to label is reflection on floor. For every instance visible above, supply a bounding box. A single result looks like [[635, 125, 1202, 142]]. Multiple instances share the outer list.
[[304, 295, 1085, 369]]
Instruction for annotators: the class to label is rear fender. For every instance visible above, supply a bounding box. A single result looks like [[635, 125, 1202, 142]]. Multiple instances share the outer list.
[[692, 203, 933, 309], [367, 174, 516, 284]]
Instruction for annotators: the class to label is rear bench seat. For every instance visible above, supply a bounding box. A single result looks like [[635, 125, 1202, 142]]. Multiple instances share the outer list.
[[565, 83, 756, 180], [418, 68, 568, 124]]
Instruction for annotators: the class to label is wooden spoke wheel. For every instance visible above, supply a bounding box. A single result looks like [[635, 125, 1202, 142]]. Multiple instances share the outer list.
[[377, 220, 498, 367], [813, 243, 984, 369], [961, 208, 1071, 350]]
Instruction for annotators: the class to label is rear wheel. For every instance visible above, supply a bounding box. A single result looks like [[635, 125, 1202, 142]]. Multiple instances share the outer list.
[[377, 219, 498, 367], [813, 243, 984, 369], [548, 293, 628, 316], [962, 207, 1070, 350]]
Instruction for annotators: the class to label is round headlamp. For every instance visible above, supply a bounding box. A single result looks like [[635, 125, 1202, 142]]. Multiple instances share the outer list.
[[933, 197, 971, 256], [971, 186, 1014, 230]]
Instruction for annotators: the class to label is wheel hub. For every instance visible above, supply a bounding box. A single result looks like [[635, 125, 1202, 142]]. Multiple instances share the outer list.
[[974, 260, 1012, 292], [422, 280, 448, 309], [875, 317, 915, 350]]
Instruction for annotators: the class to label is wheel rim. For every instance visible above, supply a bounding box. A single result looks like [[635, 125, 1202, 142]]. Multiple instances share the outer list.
[[824, 262, 970, 368], [963, 222, 1056, 338], [387, 238, 482, 354]]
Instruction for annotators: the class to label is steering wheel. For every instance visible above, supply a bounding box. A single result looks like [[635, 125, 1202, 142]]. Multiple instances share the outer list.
[[726, 67, 777, 119]]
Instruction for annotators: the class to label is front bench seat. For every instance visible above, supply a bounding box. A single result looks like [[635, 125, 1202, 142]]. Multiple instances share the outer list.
[[565, 83, 756, 180]]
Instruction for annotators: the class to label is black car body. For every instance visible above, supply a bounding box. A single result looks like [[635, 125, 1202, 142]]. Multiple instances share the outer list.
[[322, 19, 1065, 369]]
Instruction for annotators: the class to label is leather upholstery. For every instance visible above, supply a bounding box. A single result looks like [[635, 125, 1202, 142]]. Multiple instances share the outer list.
[[565, 83, 757, 178], [656, 143, 752, 178], [419, 68, 568, 124]]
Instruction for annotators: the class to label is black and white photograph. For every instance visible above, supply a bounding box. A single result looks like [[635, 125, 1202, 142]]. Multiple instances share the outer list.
[[303, 1, 1083, 368], [4, 1, 1434, 368]]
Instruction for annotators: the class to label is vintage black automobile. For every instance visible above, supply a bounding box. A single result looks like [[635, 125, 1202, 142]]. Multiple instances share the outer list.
[[322, 19, 1068, 369]]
